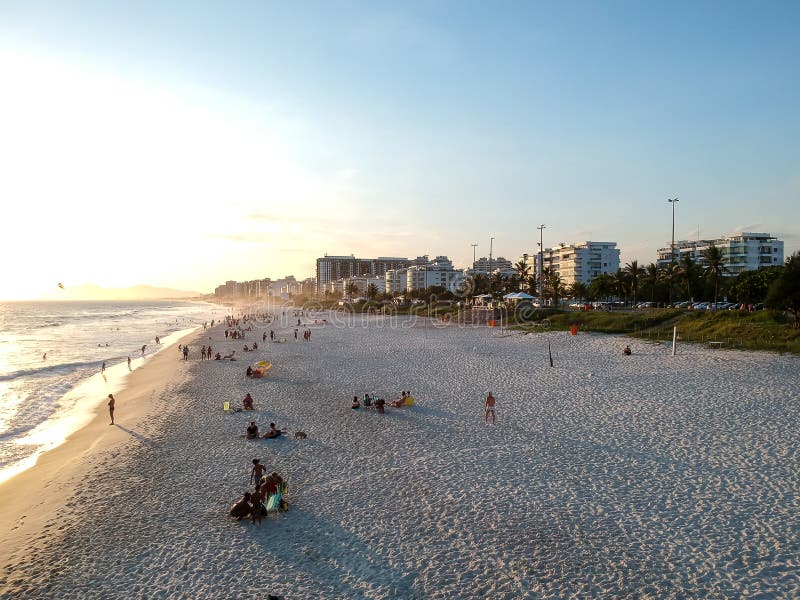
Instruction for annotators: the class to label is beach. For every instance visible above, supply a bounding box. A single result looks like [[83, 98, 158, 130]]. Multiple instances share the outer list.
[[1, 313, 798, 598]]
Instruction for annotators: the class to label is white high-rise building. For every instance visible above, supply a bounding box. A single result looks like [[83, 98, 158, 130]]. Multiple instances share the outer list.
[[405, 256, 465, 293], [656, 232, 784, 275], [540, 242, 620, 286]]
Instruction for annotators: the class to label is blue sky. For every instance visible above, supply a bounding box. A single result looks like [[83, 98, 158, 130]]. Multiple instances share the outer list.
[[0, 1, 798, 296]]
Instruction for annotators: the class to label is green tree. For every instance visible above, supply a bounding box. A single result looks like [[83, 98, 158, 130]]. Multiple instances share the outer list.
[[728, 266, 781, 304], [678, 255, 701, 301], [766, 253, 800, 327], [569, 281, 588, 302], [514, 260, 531, 291], [703, 244, 726, 306], [624, 260, 645, 305], [587, 273, 614, 301], [661, 262, 680, 304], [366, 283, 379, 300], [611, 269, 629, 304], [345, 282, 359, 298], [641, 262, 661, 303]]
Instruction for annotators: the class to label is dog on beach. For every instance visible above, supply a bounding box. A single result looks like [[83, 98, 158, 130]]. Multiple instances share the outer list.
[[293, 431, 307, 440]]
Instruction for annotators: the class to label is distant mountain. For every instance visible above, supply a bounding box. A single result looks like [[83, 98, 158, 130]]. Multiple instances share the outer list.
[[41, 283, 204, 301]]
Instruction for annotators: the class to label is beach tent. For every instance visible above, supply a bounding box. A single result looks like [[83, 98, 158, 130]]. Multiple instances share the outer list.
[[503, 292, 535, 300]]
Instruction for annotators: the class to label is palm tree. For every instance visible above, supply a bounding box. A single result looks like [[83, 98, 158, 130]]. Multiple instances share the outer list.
[[678, 255, 700, 302], [611, 269, 629, 304], [642, 263, 661, 303], [366, 283, 378, 300], [661, 262, 679, 304], [514, 260, 531, 291], [624, 260, 645, 306], [569, 281, 588, 302], [345, 282, 359, 298], [703, 244, 726, 306]]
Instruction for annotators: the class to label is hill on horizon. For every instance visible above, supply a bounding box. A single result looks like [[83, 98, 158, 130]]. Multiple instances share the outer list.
[[40, 283, 205, 301]]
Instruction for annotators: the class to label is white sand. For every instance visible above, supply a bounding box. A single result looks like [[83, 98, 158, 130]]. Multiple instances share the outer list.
[[1, 313, 798, 598]]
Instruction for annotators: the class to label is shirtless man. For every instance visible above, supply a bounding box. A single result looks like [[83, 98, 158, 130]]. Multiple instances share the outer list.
[[107, 393, 115, 425], [484, 391, 496, 424], [251, 458, 267, 487]]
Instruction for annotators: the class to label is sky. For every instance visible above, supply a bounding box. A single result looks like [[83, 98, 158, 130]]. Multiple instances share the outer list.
[[0, 1, 798, 299]]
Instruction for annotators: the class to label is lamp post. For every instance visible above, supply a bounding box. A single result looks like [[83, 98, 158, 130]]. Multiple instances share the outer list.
[[668, 198, 679, 263], [471, 243, 478, 269], [537, 224, 546, 299], [489, 237, 494, 274]]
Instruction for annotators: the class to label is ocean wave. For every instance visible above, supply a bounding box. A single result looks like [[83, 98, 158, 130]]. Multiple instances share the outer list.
[[0, 360, 104, 382]]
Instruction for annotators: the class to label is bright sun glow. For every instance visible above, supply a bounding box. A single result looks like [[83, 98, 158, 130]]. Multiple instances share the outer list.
[[0, 50, 349, 300]]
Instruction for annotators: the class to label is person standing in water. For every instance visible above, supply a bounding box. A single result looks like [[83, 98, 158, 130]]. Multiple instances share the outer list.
[[101, 361, 106, 374], [107, 393, 116, 425], [484, 391, 496, 425], [127, 356, 131, 370]]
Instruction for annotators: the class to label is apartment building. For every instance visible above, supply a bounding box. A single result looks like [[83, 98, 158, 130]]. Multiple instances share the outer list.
[[540, 242, 620, 286], [656, 232, 784, 275]]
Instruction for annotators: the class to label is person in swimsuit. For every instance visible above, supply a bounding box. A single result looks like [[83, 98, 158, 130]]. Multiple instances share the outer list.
[[484, 391, 496, 424], [261, 423, 283, 439], [246, 422, 259, 439], [107, 393, 115, 425]]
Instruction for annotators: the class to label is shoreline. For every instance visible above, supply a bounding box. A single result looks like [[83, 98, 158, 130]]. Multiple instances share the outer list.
[[0, 326, 207, 576]]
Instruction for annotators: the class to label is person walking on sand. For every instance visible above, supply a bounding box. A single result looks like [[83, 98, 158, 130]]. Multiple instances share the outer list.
[[484, 391, 496, 425], [183, 345, 189, 360], [101, 361, 106, 374], [107, 393, 115, 425], [127, 356, 131, 370], [141, 344, 147, 356]]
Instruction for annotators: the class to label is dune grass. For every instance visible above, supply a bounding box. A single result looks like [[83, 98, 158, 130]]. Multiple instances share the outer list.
[[515, 309, 800, 354]]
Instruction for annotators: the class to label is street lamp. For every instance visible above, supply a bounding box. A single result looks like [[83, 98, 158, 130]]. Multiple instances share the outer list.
[[668, 198, 679, 263], [471, 243, 478, 269], [489, 237, 494, 274], [537, 224, 546, 298]]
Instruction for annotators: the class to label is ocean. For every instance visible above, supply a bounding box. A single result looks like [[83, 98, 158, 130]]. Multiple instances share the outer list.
[[0, 299, 223, 483]]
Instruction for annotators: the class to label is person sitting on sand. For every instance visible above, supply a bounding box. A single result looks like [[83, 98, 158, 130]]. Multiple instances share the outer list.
[[246, 421, 259, 439], [230, 492, 253, 521], [223, 350, 235, 359], [243, 345, 250, 352], [243, 393, 254, 410], [261, 422, 284, 439], [246, 366, 253, 377], [352, 396, 361, 409], [215, 353, 221, 360], [623, 345, 632, 356]]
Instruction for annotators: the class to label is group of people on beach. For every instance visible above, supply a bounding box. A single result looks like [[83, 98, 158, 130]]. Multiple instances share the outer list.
[[200, 345, 214, 359], [245, 421, 285, 440], [352, 391, 416, 413], [229, 460, 286, 524]]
